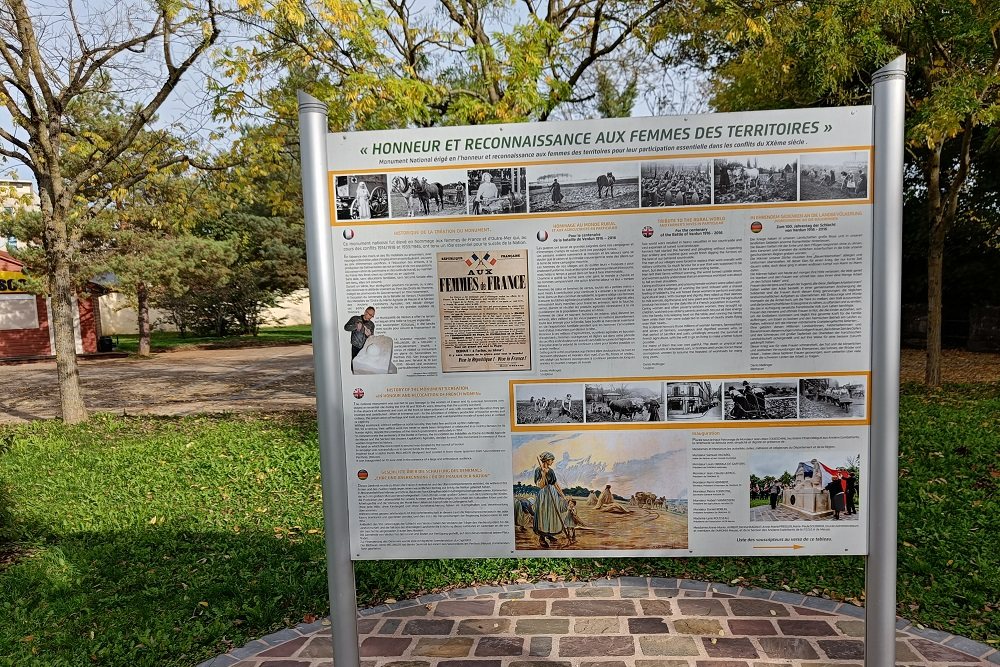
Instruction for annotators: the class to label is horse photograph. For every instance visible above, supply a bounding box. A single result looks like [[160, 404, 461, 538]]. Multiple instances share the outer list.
[[713, 155, 798, 204], [800, 151, 869, 201], [389, 169, 468, 218], [468, 167, 528, 215], [640, 159, 712, 208], [526, 162, 639, 212]]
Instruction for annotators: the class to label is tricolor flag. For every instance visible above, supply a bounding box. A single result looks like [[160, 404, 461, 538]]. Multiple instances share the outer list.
[[817, 461, 850, 488], [483, 252, 496, 266]]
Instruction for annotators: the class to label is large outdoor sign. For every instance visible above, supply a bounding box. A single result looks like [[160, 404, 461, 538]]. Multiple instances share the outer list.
[[324, 106, 875, 560]]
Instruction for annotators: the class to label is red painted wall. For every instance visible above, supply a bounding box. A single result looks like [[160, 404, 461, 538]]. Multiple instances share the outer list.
[[78, 295, 97, 354], [0, 295, 51, 358]]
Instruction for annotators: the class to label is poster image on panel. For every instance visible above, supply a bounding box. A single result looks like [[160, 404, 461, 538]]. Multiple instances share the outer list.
[[799, 376, 867, 419], [389, 170, 468, 218], [748, 450, 861, 522], [799, 151, 870, 201], [713, 155, 798, 205], [468, 167, 528, 215], [512, 431, 688, 552], [584, 382, 664, 422], [639, 159, 712, 208], [723, 378, 799, 420], [526, 162, 639, 212], [664, 381, 723, 421], [334, 174, 390, 221], [437, 249, 531, 372], [513, 383, 584, 424]]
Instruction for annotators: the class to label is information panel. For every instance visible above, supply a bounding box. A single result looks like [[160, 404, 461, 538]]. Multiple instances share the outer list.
[[328, 107, 873, 559]]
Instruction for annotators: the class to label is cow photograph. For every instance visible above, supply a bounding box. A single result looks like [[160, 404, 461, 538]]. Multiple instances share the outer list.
[[723, 378, 799, 420], [468, 167, 528, 215], [799, 376, 867, 419], [514, 383, 585, 424], [800, 151, 869, 201], [640, 159, 712, 208], [389, 169, 468, 218], [665, 381, 722, 421], [511, 431, 689, 551], [584, 382, 663, 422], [713, 155, 798, 204], [527, 162, 639, 212]]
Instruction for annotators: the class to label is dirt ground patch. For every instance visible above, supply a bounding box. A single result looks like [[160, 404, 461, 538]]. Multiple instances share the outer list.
[[1, 346, 997, 424]]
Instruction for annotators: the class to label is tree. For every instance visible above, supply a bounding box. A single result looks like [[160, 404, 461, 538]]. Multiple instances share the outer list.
[[0, 0, 220, 422], [662, 0, 1000, 385], [217, 0, 677, 132]]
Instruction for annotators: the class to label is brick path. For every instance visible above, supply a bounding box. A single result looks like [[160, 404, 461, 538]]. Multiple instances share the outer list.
[[197, 579, 998, 667]]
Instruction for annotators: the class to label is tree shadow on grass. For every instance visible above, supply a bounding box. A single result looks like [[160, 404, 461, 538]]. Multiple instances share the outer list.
[[0, 524, 331, 667]]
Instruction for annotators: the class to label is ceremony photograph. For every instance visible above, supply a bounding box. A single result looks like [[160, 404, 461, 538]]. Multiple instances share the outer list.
[[748, 451, 861, 523]]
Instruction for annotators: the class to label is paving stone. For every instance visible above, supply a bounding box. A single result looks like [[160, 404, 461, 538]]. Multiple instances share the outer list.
[[581, 662, 628, 667], [895, 639, 921, 662], [695, 661, 750, 667], [628, 617, 670, 634], [639, 600, 674, 616], [834, 620, 865, 637], [574, 618, 622, 634], [475, 585, 505, 594], [498, 592, 524, 599], [621, 577, 650, 587], [475, 637, 524, 656], [702, 637, 759, 658], [510, 661, 571, 667], [450, 588, 477, 598], [531, 588, 570, 599], [757, 637, 820, 660], [649, 578, 679, 589], [457, 618, 511, 635], [257, 636, 307, 657], [836, 604, 865, 618], [249, 661, 312, 667], [768, 591, 806, 605], [798, 597, 840, 612], [515, 618, 571, 634], [680, 580, 710, 591], [381, 662, 431, 667], [678, 599, 727, 616], [199, 655, 238, 667], [403, 619, 456, 635], [411, 637, 475, 658], [551, 600, 636, 617], [816, 639, 865, 659], [380, 619, 403, 634], [530, 636, 553, 657], [910, 626, 952, 643], [638, 636, 701, 656], [435, 600, 497, 617], [499, 600, 547, 616], [230, 639, 268, 660], [750, 663, 792, 667], [740, 588, 773, 600], [297, 637, 333, 658], [622, 587, 655, 598], [673, 619, 724, 635], [945, 635, 994, 657], [507, 583, 533, 591], [352, 618, 377, 635], [791, 606, 834, 617], [559, 636, 635, 657], [909, 637, 983, 662], [574, 587, 616, 598], [653, 588, 681, 598], [776, 620, 836, 636], [635, 661, 690, 667], [727, 619, 777, 636], [359, 637, 412, 657], [436, 661, 501, 667], [728, 599, 789, 617], [418, 593, 448, 603], [684, 592, 707, 598], [384, 606, 430, 617]]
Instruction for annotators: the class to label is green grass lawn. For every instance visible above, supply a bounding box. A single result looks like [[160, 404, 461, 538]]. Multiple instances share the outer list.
[[111, 325, 312, 354], [0, 384, 997, 666]]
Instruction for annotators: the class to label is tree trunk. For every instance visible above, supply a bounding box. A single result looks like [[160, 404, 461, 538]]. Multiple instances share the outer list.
[[926, 219, 945, 386], [137, 282, 151, 357], [46, 208, 88, 424]]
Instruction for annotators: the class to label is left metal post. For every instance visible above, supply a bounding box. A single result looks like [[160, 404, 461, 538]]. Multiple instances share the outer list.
[[298, 90, 360, 667]]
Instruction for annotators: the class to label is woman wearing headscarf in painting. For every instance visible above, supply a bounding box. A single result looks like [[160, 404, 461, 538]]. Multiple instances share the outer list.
[[356, 180, 371, 219], [533, 451, 568, 548]]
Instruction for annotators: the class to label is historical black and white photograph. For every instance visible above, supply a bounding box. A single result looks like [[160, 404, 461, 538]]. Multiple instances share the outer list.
[[334, 174, 390, 221], [584, 382, 663, 422], [527, 163, 639, 212], [468, 167, 528, 215], [748, 452, 861, 522], [799, 376, 866, 419], [800, 151, 869, 201], [640, 159, 712, 207], [514, 384, 585, 424], [723, 378, 798, 420], [713, 156, 798, 204], [389, 170, 467, 218], [664, 381, 722, 421]]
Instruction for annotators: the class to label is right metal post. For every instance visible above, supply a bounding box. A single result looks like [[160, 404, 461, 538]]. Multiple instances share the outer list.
[[867, 54, 907, 666]]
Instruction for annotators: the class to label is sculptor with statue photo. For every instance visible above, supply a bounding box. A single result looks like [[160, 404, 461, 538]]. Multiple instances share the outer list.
[[344, 305, 397, 374]]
